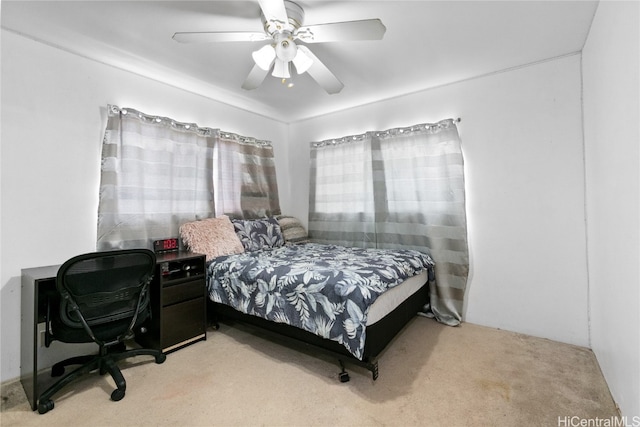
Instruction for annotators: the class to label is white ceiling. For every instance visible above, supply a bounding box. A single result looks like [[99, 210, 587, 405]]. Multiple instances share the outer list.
[[1, 0, 598, 123]]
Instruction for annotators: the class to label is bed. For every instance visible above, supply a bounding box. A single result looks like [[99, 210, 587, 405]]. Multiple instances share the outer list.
[[179, 215, 435, 381], [205, 241, 435, 381]]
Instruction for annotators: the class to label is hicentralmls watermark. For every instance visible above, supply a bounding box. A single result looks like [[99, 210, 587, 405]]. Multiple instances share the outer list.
[[558, 416, 640, 427]]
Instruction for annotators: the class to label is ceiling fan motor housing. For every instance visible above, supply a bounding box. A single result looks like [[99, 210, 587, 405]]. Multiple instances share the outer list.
[[262, 0, 304, 35]]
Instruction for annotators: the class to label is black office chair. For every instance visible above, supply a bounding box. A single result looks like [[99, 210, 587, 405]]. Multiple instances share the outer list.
[[37, 249, 166, 414]]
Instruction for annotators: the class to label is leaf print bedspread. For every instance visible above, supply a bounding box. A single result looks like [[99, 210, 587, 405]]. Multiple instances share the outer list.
[[207, 243, 434, 360]]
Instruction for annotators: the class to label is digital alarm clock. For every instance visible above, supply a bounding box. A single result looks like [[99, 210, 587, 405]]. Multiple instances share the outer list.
[[153, 238, 179, 253]]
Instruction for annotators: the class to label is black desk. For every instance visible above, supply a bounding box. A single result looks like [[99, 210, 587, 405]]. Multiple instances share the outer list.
[[20, 252, 207, 411], [20, 265, 85, 412]]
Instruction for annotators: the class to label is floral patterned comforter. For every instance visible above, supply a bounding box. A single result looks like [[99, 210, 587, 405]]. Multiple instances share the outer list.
[[207, 243, 434, 360]]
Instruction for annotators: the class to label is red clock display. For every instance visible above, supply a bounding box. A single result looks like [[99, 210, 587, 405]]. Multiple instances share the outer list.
[[153, 238, 179, 253]]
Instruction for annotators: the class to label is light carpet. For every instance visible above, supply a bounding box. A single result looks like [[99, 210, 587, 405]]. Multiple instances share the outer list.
[[1, 318, 618, 426]]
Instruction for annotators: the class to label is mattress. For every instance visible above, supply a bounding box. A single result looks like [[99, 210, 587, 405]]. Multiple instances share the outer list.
[[366, 270, 428, 325]]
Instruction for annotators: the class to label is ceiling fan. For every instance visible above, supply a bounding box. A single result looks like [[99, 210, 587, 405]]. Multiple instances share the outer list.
[[172, 0, 386, 94]]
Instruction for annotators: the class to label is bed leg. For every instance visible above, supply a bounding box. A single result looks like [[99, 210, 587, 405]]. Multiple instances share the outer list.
[[370, 361, 379, 381], [207, 312, 219, 330], [338, 359, 378, 382], [207, 304, 220, 330], [338, 360, 350, 383]]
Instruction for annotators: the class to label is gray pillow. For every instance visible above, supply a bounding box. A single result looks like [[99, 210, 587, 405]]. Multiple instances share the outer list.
[[232, 217, 285, 251]]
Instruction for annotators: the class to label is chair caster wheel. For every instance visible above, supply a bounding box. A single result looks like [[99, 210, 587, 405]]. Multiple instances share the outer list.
[[339, 372, 350, 383], [38, 399, 54, 414], [111, 388, 126, 402], [51, 364, 65, 377], [155, 353, 167, 364]]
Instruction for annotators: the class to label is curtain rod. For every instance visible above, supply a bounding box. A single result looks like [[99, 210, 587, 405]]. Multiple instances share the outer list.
[[311, 117, 461, 148], [108, 104, 272, 147]]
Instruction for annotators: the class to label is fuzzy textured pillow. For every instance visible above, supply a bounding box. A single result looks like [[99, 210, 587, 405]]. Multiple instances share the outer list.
[[275, 215, 309, 244], [179, 216, 244, 261], [232, 217, 285, 252]]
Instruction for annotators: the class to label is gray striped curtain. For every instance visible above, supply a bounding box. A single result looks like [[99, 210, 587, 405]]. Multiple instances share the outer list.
[[308, 136, 376, 247], [309, 119, 468, 325], [213, 133, 281, 219], [97, 105, 280, 250]]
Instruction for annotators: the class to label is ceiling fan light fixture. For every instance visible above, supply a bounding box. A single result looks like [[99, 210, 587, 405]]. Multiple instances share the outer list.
[[274, 32, 297, 62], [272, 58, 291, 79], [252, 44, 276, 71], [292, 48, 313, 74]]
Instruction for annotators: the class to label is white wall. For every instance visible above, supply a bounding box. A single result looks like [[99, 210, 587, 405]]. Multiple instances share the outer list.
[[289, 54, 590, 347], [0, 30, 289, 383], [582, 1, 640, 419]]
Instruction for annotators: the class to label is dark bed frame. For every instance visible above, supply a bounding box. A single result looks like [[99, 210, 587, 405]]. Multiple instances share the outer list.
[[208, 281, 429, 382]]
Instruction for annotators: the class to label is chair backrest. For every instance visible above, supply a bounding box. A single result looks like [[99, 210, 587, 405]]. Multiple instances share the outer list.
[[56, 249, 156, 330]]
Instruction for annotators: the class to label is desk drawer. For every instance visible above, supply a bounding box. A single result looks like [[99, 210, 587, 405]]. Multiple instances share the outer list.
[[162, 279, 204, 307], [161, 297, 205, 348]]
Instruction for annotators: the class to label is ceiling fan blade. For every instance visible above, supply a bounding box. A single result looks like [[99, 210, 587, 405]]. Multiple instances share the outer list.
[[258, 0, 289, 26], [296, 19, 386, 43], [172, 31, 269, 43], [297, 46, 343, 94], [242, 64, 270, 90]]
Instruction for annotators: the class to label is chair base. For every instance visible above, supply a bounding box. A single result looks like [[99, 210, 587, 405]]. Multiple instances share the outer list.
[[37, 345, 166, 414]]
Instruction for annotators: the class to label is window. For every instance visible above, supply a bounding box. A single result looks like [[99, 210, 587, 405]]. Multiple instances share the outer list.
[[97, 105, 279, 250], [309, 119, 468, 325]]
